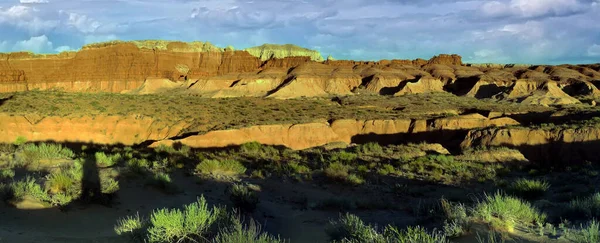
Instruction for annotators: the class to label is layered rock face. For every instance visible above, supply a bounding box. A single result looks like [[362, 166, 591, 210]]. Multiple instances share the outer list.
[[462, 126, 600, 164], [152, 114, 519, 150], [0, 114, 189, 145], [0, 112, 518, 150], [0, 40, 599, 107]]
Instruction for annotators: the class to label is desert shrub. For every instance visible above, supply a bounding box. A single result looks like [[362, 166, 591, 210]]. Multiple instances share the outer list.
[[383, 225, 448, 243], [154, 144, 177, 154], [282, 161, 311, 175], [472, 192, 546, 232], [327, 213, 383, 242], [45, 170, 77, 194], [330, 151, 358, 163], [146, 172, 179, 194], [569, 192, 600, 219], [0, 169, 15, 180], [508, 178, 550, 200], [327, 213, 448, 243], [355, 142, 384, 155], [95, 152, 121, 167], [13, 136, 27, 146], [346, 174, 365, 185], [126, 158, 151, 177], [50, 192, 74, 206], [441, 199, 470, 238], [146, 196, 225, 243], [569, 220, 600, 243], [240, 141, 263, 153], [324, 162, 349, 181], [195, 159, 246, 177], [214, 215, 285, 243], [10, 176, 50, 202], [20, 143, 75, 161], [240, 142, 279, 159], [377, 164, 396, 176], [115, 213, 146, 241], [229, 184, 259, 213], [101, 178, 120, 195]]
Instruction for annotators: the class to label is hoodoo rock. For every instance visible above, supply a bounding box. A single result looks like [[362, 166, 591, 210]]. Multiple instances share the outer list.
[[500, 80, 581, 106], [394, 77, 444, 95]]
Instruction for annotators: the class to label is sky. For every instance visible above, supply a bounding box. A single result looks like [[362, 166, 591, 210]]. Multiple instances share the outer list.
[[0, 0, 599, 64]]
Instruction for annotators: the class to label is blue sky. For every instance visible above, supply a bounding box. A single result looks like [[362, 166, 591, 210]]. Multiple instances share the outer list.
[[0, 0, 599, 64]]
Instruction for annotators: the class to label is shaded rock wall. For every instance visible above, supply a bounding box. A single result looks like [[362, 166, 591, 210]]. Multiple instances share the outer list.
[[461, 126, 600, 164]]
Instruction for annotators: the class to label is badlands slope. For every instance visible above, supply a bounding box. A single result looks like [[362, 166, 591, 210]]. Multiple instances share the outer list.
[[0, 40, 600, 163]]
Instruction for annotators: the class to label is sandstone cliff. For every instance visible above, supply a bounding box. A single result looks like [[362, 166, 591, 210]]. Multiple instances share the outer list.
[[245, 44, 324, 62], [461, 125, 600, 164], [0, 40, 599, 105], [0, 112, 518, 150]]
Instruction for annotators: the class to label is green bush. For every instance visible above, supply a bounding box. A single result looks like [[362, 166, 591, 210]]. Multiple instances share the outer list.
[[324, 162, 349, 181], [126, 158, 151, 177], [569, 220, 600, 243], [384, 225, 448, 243], [195, 159, 246, 177], [115, 213, 146, 241], [282, 161, 311, 176], [240, 142, 279, 158], [508, 178, 550, 200], [146, 196, 224, 243], [229, 184, 259, 213], [441, 199, 470, 238], [146, 172, 179, 194], [327, 213, 448, 243], [327, 213, 383, 242], [45, 170, 77, 194], [330, 151, 358, 163], [0, 169, 15, 180], [21, 143, 75, 161], [95, 152, 121, 167], [101, 178, 120, 195], [472, 192, 546, 232], [377, 164, 396, 176], [569, 192, 600, 219], [13, 136, 27, 146], [355, 142, 384, 155], [214, 215, 284, 243], [10, 176, 50, 202], [346, 174, 365, 185]]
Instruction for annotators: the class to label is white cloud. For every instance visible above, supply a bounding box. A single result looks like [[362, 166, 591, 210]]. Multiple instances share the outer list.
[[83, 34, 118, 44], [588, 44, 600, 56], [54, 45, 71, 52], [0, 6, 33, 19], [12, 35, 53, 53], [0, 5, 58, 34], [480, 0, 586, 18], [20, 0, 49, 3], [62, 12, 101, 34]]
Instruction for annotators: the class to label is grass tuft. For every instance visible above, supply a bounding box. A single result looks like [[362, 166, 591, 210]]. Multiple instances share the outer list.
[[20, 143, 75, 162], [195, 159, 246, 177], [508, 178, 550, 200], [569, 192, 600, 220], [472, 192, 546, 232], [229, 184, 260, 213]]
